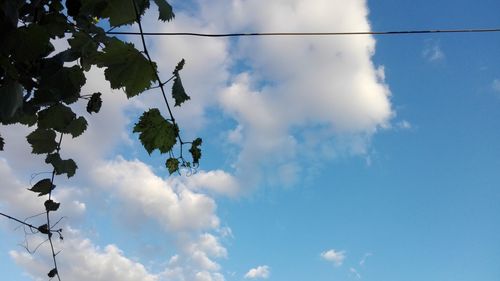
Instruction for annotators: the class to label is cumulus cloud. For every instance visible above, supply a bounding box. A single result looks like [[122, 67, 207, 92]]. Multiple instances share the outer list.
[[321, 249, 346, 266], [244, 265, 270, 279]]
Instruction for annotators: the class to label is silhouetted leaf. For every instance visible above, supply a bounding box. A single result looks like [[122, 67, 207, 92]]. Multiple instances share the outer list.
[[38, 224, 50, 235], [133, 108, 178, 154], [154, 0, 174, 22], [26, 128, 58, 154], [166, 157, 179, 174], [46, 153, 78, 178], [96, 38, 156, 98], [172, 75, 190, 106], [68, 31, 100, 70], [86, 92, 102, 114], [10, 25, 52, 61], [36, 65, 86, 105], [0, 134, 4, 151], [66, 0, 82, 17], [38, 104, 76, 132], [173, 58, 185, 75], [47, 268, 57, 278], [63, 116, 87, 138], [44, 199, 60, 211], [40, 12, 69, 38], [100, 0, 149, 27], [189, 137, 202, 165], [0, 79, 23, 122], [29, 179, 55, 196]]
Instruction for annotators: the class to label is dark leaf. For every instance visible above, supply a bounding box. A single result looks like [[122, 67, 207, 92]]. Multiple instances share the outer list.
[[38, 224, 50, 235], [0, 79, 23, 122], [133, 108, 178, 154], [38, 103, 76, 132], [166, 157, 179, 174], [66, 0, 82, 17], [46, 153, 78, 178], [100, 0, 149, 27], [36, 65, 86, 105], [68, 31, 99, 70], [47, 268, 58, 278], [173, 58, 185, 75], [29, 179, 55, 196], [44, 199, 60, 211], [26, 128, 58, 154], [86, 92, 102, 114], [0, 134, 4, 151], [63, 116, 88, 138], [189, 138, 202, 165], [154, 0, 174, 22], [96, 38, 156, 98], [10, 25, 52, 61], [40, 12, 69, 38], [172, 75, 190, 106]]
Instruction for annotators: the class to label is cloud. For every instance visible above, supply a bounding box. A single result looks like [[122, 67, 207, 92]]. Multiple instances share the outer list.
[[422, 41, 445, 62], [349, 267, 362, 279], [359, 252, 372, 266], [244, 265, 270, 279], [321, 249, 346, 266]]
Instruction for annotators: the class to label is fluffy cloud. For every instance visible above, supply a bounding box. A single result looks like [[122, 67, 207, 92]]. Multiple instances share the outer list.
[[244, 265, 270, 279], [321, 249, 346, 266]]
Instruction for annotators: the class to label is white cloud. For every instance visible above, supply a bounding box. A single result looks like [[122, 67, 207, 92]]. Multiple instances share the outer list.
[[244, 265, 270, 279], [321, 249, 346, 266], [359, 252, 372, 266], [396, 120, 412, 130], [349, 267, 361, 279], [422, 41, 445, 62]]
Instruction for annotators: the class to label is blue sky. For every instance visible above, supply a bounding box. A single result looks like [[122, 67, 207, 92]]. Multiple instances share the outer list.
[[1, 1, 500, 281]]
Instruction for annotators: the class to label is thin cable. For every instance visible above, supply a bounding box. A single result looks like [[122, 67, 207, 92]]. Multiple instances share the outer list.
[[106, 27, 500, 37]]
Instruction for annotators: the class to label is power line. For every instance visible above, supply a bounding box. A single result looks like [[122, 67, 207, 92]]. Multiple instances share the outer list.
[[107, 27, 500, 37]]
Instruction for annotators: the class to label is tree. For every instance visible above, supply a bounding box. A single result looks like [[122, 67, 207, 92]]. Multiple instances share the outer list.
[[0, 0, 201, 279]]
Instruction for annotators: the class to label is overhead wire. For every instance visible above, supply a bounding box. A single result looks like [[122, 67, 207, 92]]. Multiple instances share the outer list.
[[106, 27, 500, 37]]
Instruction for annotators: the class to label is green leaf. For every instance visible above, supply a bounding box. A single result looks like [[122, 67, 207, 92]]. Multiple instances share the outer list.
[[64, 116, 88, 138], [29, 179, 55, 196], [40, 12, 70, 38], [44, 199, 60, 211], [189, 137, 202, 165], [166, 158, 179, 174], [100, 0, 149, 27], [154, 0, 174, 22], [172, 75, 190, 106], [26, 128, 58, 154], [10, 25, 52, 61], [173, 59, 185, 75], [68, 31, 100, 70], [0, 79, 23, 122], [133, 108, 178, 154], [0, 134, 4, 151], [96, 38, 156, 98], [38, 104, 76, 132], [36, 65, 86, 105], [46, 153, 78, 178], [86, 92, 102, 114]]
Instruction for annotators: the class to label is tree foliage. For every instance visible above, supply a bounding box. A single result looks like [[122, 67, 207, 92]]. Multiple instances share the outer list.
[[0, 0, 202, 279]]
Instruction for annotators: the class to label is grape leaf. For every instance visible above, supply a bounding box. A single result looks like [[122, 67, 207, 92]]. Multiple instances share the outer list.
[[0, 79, 23, 122], [29, 179, 55, 196], [166, 158, 179, 174], [36, 65, 86, 105], [66, 0, 82, 17], [0, 134, 4, 151], [172, 75, 190, 106], [173, 58, 185, 75], [189, 137, 202, 165], [38, 104, 76, 132], [96, 38, 156, 98], [10, 25, 52, 62], [86, 92, 102, 114], [153, 0, 174, 22], [26, 128, 58, 154], [68, 31, 99, 70], [133, 108, 178, 154], [40, 12, 69, 38], [64, 116, 88, 138], [100, 0, 149, 27], [44, 199, 60, 211], [46, 153, 78, 178]]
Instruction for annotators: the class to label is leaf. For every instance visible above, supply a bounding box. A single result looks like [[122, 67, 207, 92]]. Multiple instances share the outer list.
[[40, 12, 70, 38], [0, 134, 4, 151], [44, 199, 60, 211], [166, 158, 179, 174], [86, 92, 102, 114], [38, 104, 76, 131], [0, 79, 23, 122], [45, 153, 78, 178], [133, 108, 178, 154], [100, 0, 149, 27], [173, 58, 185, 75], [36, 65, 86, 105], [172, 75, 190, 106], [38, 224, 51, 235], [47, 268, 58, 278], [66, 0, 82, 17], [26, 128, 58, 154], [154, 0, 174, 22], [68, 31, 99, 70], [10, 25, 52, 62], [96, 38, 156, 98], [189, 138, 202, 165], [64, 116, 88, 138], [29, 179, 55, 196]]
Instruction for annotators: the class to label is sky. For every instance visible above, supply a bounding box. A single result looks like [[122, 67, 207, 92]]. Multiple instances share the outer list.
[[1, 0, 500, 281]]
